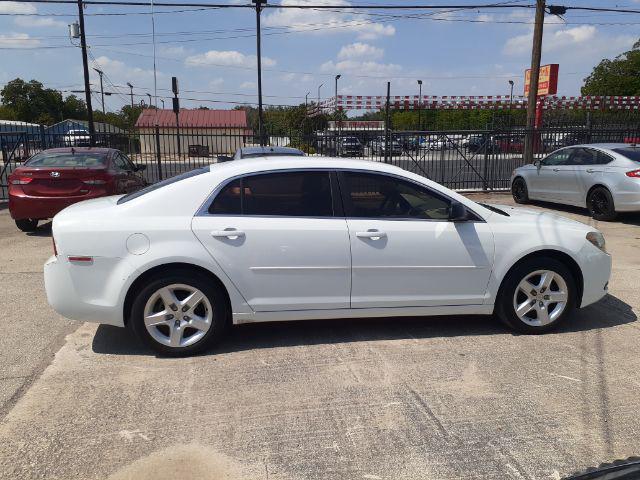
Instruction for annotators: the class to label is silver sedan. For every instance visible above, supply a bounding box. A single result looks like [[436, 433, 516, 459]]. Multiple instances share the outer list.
[[511, 143, 640, 221]]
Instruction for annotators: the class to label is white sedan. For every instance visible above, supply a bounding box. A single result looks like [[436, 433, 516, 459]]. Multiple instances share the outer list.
[[44, 157, 611, 356]]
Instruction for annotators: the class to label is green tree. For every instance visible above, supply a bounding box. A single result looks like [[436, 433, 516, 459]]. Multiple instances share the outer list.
[[582, 40, 640, 95], [1, 78, 65, 123]]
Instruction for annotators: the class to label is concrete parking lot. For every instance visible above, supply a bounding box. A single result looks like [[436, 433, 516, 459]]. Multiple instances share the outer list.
[[0, 194, 639, 480]]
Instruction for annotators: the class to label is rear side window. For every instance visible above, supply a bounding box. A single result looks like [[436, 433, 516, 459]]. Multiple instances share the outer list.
[[613, 148, 640, 162], [117, 167, 208, 204], [26, 152, 107, 167], [208, 171, 333, 217]]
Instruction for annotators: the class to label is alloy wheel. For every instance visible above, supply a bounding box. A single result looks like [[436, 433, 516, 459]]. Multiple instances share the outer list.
[[589, 190, 609, 215], [143, 283, 213, 348], [512, 270, 568, 327]]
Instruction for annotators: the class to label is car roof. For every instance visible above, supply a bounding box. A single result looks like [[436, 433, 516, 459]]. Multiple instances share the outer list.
[[39, 147, 116, 155], [208, 155, 407, 177], [239, 146, 303, 156], [562, 143, 640, 151]]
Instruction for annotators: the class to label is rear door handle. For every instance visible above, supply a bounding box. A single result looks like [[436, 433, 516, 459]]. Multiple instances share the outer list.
[[552, 168, 560, 172], [211, 229, 245, 239], [356, 230, 387, 240], [586, 169, 600, 173]]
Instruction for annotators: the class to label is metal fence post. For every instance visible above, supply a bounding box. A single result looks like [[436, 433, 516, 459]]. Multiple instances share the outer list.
[[384, 81, 391, 164], [39, 124, 46, 150], [482, 134, 489, 191], [155, 124, 163, 181]]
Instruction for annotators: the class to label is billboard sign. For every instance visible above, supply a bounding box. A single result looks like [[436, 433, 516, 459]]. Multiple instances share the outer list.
[[524, 64, 559, 96]]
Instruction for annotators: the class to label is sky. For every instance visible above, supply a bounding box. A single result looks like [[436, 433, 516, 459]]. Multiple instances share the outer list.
[[0, 0, 639, 115]]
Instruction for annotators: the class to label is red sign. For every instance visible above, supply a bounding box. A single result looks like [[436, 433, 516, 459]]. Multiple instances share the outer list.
[[524, 64, 559, 96]]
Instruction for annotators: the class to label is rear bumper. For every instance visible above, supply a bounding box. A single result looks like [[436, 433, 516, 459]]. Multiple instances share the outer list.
[[44, 255, 131, 327], [578, 244, 612, 308], [612, 183, 640, 212], [9, 186, 107, 220]]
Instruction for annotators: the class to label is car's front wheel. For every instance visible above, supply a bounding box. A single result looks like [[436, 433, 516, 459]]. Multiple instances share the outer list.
[[15, 218, 38, 232], [511, 177, 529, 204], [497, 257, 576, 334], [130, 270, 229, 356]]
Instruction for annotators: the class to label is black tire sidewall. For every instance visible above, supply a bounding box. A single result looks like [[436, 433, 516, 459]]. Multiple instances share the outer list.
[[588, 187, 617, 221], [511, 178, 529, 204], [498, 257, 576, 334], [130, 271, 229, 356], [15, 219, 38, 232]]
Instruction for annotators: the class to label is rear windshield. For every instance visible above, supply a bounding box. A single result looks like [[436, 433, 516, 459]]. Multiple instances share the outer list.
[[117, 167, 208, 205], [25, 152, 107, 168], [613, 148, 640, 162]]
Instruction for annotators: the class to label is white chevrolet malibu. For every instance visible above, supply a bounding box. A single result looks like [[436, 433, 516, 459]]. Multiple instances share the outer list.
[[45, 157, 611, 355]]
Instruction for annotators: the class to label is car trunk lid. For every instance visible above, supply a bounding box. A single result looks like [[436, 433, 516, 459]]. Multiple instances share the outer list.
[[14, 167, 108, 197]]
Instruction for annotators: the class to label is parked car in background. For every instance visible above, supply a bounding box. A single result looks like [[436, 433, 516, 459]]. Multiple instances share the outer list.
[[426, 137, 457, 151], [44, 156, 611, 356], [218, 145, 305, 162], [367, 138, 403, 156], [467, 134, 500, 153], [63, 129, 91, 147], [8, 147, 147, 232], [336, 136, 363, 156], [511, 143, 640, 221]]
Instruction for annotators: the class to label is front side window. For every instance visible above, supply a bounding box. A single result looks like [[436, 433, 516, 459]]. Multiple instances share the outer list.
[[542, 149, 572, 166], [209, 171, 333, 217], [341, 172, 451, 220]]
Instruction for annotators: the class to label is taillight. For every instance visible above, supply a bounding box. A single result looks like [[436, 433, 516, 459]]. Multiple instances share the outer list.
[[83, 179, 107, 185], [626, 169, 640, 178], [10, 176, 33, 185]]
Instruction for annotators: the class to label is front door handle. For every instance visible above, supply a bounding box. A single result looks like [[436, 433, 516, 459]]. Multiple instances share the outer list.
[[211, 229, 245, 239], [356, 230, 387, 240], [552, 168, 560, 172], [586, 168, 599, 173]]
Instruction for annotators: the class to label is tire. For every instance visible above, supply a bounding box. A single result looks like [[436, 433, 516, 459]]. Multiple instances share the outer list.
[[511, 177, 529, 204], [587, 186, 617, 221], [15, 218, 38, 232], [130, 270, 230, 356], [497, 256, 576, 334]]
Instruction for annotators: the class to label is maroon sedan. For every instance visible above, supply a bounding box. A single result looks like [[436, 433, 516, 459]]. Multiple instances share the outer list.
[[8, 147, 147, 232]]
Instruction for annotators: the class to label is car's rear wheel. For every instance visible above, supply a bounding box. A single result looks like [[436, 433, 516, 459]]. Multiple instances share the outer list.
[[587, 187, 617, 221], [15, 218, 38, 232], [511, 177, 529, 204], [130, 271, 229, 356], [497, 257, 576, 334]]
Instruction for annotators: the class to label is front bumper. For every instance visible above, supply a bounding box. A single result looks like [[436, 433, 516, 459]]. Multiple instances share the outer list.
[[578, 244, 612, 308], [44, 255, 130, 327]]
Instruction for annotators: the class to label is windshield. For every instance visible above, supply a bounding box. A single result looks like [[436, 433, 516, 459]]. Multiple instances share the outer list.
[[117, 167, 208, 204], [25, 152, 107, 168], [613, 147, 640, 162]]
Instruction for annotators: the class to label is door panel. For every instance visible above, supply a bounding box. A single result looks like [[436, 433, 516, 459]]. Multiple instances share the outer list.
[[338, 171, 494, 308], [528, 149, 573, 201], [192, 170, 351, 312]]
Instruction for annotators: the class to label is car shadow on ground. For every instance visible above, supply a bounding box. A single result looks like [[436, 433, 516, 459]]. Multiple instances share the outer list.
[[25, 221, 52, 237], [91, 294, 636, 357], [523, 200, 640, 227]]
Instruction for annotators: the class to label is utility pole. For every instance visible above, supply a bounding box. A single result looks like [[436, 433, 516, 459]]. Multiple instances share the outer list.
[[253, 0, 267, 146], [93, 68, 105, 114], [127, 82, 134, 109], [77, 0, 95, 146], [417, 79, 422, 131], [524, 0, 545, 164]]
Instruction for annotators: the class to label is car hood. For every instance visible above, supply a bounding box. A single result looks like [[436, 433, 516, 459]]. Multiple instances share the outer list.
[[486, 203, 592, 230]]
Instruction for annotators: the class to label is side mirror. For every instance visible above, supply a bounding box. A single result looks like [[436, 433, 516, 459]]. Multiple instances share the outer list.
[[134, 164, 147, 172], [449, 201, 469, 222], [217, 155, 233, 163]]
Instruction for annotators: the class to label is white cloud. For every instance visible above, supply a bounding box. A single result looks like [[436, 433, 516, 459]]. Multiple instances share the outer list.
[[263, 0, 395, 40], [240, 81, 256, 90], [91, 56, 159, 85], [0, 33, 40, 48], [185, 50, 276, 68], [504, 25, 597, 55], [338, 42, 383, 60], [320, 59, 401, 77], [159, 45, 188, 57], [14, 16, 65, 28], [0, 2, 36, 14], [209, 78, 224, 89]]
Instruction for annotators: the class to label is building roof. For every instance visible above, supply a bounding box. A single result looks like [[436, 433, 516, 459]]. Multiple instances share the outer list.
[[135, 109, 248, 129]]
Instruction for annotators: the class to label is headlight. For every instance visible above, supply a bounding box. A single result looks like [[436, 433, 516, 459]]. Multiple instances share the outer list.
[[586, 231, 606, 253]]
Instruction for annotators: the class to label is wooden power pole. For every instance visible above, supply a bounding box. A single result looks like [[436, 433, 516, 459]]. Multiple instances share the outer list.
[[524, 0, 546, 164]]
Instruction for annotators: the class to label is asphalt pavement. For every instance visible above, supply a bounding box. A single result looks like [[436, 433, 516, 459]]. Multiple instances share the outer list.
[[0, 195, 639, 479]]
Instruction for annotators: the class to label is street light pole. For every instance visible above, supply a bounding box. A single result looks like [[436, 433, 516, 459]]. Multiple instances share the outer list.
[[508, 79, 514, 132], [253, 0, 267, 146], [417, 79, 422, 131], [126, 82, 134, 109], [93, 68, 105, 115], [334, 74, 341, 112], [77, 0, 95, 146], [317, 83, 324, 111], [305, 91, 310, 108], [146, 93, 152, 107]]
